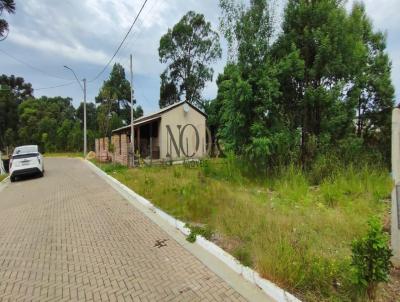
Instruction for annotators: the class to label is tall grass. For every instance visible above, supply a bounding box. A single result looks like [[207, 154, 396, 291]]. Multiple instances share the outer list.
[[95, 157, 392, 301]]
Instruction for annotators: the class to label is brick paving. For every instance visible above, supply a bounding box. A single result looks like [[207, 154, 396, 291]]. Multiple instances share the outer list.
[[0, 158, 246, 302]]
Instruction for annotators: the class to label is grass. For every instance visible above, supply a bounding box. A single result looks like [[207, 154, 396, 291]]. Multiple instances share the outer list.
[[44, 152, 83, 158], [93, 158, 392, 301], [0, 174, 8, 182]]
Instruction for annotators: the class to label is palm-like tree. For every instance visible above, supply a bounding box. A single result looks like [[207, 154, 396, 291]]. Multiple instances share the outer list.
[[0, 0, 16, 41]]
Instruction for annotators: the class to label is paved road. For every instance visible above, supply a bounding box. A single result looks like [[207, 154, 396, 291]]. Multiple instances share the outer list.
[[0, 158, 245, 302]]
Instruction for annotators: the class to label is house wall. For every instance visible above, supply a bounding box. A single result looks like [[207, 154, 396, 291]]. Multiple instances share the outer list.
[[112, 133, 129, 166], [159, 104, 206, 160], [95, 137, 110, 162]]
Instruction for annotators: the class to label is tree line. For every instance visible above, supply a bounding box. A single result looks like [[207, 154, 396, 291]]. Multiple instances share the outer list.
[[1, 0, 394, 166], [0, 63, 142, 153], [159, 0, 395, 169]]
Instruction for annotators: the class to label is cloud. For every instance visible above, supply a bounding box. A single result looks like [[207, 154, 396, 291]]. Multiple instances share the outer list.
[[8, 28, 110, 65]]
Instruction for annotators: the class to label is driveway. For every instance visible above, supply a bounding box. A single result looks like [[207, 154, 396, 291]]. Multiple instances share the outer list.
[[0, 158, 246, 302]]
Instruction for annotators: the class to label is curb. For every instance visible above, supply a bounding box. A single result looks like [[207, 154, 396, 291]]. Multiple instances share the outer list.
[[0, 175, 10, 192], [0, 175, 9, 183], [85, 160, 301, 302]]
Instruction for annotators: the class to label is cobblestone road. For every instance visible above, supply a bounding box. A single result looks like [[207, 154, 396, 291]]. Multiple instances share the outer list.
[[0, 158, 245, 302]]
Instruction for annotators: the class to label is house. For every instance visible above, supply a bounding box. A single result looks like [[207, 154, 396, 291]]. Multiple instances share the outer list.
[[95, 101, 208, 165]]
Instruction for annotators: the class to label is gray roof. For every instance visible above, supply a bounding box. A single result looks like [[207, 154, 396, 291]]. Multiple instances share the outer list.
[[112, 101, 206, 133]]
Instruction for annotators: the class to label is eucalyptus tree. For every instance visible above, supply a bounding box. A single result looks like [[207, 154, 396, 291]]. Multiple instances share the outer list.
[[158, 11, 222, 108]]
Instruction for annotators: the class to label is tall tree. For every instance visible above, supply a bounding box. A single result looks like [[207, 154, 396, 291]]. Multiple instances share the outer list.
[[217, 0, 294, 169], [95, 63, 131, 123], [0, 0, 15, 40], [158, 11, 222, 108], [274, 0, 394, 163], [95, 63, 143, 136], [347, 2, 394, 161], [0, 75, 33, 148], [0, 74, 33, 104], [18, 96, 76, 152], [77, 102, 97, 132]]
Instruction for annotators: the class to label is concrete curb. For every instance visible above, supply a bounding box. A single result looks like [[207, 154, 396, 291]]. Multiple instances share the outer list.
[[85, 159, 301, 302], [0, 175, 10, 192]]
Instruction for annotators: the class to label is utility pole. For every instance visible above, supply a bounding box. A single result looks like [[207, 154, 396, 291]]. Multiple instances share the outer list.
[[130, 54, 135, 167], [83, 78, 87, 157], [64, 66, 87, 157]]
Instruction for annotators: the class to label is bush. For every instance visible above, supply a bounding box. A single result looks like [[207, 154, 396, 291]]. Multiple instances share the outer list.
[[351, 217, 392, 300]]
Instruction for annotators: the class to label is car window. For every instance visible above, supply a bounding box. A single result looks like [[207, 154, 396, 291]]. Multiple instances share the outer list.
[[13, 146, 38, 155]]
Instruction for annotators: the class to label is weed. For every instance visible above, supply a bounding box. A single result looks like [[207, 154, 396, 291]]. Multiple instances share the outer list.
[[101, 163, 127, 173], [233, 245, 253, 267], [351, 217, 392, 300], [92, 158, 392, 302], [185, 223, 213, 243]]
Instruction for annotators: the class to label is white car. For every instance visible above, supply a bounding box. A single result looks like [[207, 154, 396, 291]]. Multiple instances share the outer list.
[[9, 145, 44, 182]]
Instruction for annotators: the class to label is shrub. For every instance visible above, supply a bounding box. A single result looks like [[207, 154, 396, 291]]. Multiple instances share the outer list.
[[351, 217, 392, 300], [308, 154, 339, 185]]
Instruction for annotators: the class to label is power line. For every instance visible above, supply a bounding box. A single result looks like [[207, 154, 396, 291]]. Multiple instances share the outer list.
[[88, 0, 149, 83], [35, 81, 76, 91], [118, 0, 159, 59], [0, 48, 73, 81]]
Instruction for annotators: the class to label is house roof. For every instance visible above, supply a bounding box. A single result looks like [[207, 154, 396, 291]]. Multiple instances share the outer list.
[[112, 101, 206, 133]]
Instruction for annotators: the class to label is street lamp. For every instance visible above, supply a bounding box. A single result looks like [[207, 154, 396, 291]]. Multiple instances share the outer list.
[[64, 66, 87, 157]]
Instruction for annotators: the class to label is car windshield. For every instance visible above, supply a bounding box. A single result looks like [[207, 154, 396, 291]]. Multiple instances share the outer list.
[[13, 146, 38, 155]]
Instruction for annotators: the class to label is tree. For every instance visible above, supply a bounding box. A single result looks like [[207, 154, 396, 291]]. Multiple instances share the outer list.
[[0, 74, 33, 104], [347, 3, 395, 162], [273, 0, 394, 164], [0, 75, 33, 148], [216, 0, 394, 169], [95, 63, 143, 133], [77, 102, 97, 132], [159, 72, 179, 108], [217, 0, 294, 170], [159, 11, 222, 108], [18, 96, 76, 152], [0, 0, 15, 40], [273, 0, 358, 163]]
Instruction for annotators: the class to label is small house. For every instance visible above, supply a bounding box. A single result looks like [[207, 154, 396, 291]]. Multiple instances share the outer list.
[[95, 101, 208, 165]]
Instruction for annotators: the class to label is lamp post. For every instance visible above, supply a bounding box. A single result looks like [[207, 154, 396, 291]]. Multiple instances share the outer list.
[[64, 66, 87, 157]]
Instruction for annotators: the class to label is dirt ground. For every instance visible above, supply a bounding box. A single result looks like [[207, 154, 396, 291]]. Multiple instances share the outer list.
[[377, 267, 400, 302]]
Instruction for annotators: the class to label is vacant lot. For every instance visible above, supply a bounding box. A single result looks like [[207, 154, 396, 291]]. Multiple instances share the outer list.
[[94, 158, 392, 301]]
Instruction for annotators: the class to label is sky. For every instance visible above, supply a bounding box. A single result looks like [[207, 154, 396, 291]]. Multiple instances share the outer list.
[[0, 0, 399, 115]]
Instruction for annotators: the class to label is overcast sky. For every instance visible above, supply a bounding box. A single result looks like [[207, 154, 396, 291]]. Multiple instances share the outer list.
[[0, 0, 399, 114]]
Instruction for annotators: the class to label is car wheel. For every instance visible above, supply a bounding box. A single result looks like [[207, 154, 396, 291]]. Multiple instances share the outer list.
[[10, 176, 15, 182], [39, 171, 44, 177]]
